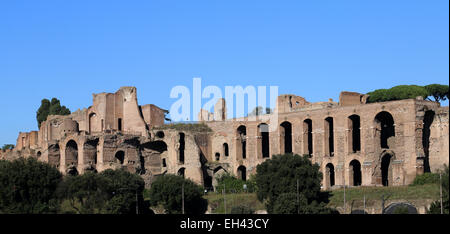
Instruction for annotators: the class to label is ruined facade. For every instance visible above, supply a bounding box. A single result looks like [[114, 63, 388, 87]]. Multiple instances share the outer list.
[[1, 87, 448, 190]]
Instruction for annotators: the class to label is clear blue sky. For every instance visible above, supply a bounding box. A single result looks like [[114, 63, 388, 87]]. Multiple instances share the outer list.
[[0, 0, 448, 145]]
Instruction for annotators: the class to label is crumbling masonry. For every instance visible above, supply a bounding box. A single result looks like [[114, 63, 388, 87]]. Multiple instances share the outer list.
[[1, 87, 448, 190]]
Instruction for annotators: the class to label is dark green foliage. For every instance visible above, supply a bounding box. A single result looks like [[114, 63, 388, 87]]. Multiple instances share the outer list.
[[215, 173, 257, 193], [392, 205, 410, 214], [148, 174, 208, 214], [272, 192, 338, 214], [367, 85, 429, 103], [230, 204, 255, 214], [1, 144, 14, 150], [424, 84, 449, 102], [427, 165, 449, 214], [411, 173, 440, 186], [366, 84, 449, 104], [255, 154, 326, 214], [0, 158, 62, 214], [56, 169, 146, 214], [36, 98, 71, 128]]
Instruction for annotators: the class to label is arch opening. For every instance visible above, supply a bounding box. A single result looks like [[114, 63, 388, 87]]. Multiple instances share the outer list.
[[303, 119, 313, 155], [280, 121, 292, 154], [349, 160, 362, 186], [325, 117, 334, 156], [115, 150, 125, 165], [326, 163, 335, 187], [348, 115, 361, 153], [381, 153, 393, 186], [375, 112, 395, 149], [237, 165, 247, 181], [258, 124, 270, 158], [422, 110, 435, 173], [237, 126, 247, 159]]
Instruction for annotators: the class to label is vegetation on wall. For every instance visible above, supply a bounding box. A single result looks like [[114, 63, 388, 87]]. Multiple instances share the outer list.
[[36, 98, 71, 128], [1, 144, 14, 151], [427, 165, 449, 214], [154, 123, 212, 132]]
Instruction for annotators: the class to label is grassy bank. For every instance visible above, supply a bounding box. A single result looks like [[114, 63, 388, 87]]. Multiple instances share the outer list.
[[205, 193, 266, 214], [203, 184, 440, 213], [327, 184, 440, 207]]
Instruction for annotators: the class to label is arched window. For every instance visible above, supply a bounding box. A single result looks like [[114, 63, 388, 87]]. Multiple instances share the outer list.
[[223, 143, 229, 157], [115, 151, 125, 165], [374, 112, 395, 149], [325, 117, 334, 156], [178, 132, 185, 164], [280, 121, 292, 154], [237, 165, 247, 181], [348, 115, 361, 153], [178, 167, 186, 178]]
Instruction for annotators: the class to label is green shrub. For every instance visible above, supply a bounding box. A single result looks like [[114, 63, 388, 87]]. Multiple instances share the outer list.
[[411, 173, 440, 186], [215, 173, 257, 193], [393, 205, 410, 214], [230, 204, 255, 214], [148, 174, 208, 214], [0, 158, 62, 214]]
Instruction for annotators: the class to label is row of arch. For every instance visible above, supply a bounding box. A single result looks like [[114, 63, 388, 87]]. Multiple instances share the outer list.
[[234, 111, 396, 159], [47, 139, 129, 175], [325, 153, 394, 188]]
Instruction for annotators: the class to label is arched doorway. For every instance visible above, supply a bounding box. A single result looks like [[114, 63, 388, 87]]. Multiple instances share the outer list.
[[237, 165, 247, 181], [178, 167, 186, 178], [326, 163, 335, 188], [280, 121, 292, 154], [381, 153, 393, 186], [65, 140, 78, 175], [349, 160, 362, 186]]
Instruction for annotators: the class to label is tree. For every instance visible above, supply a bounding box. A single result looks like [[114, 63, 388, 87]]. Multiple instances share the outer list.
[[424, 84, 449, 103], [1, 144, 14, 151], [148, 174, 208, 214], [56, 172, 108, 214], [254, 154, 327, 214], [0, 158, 62, 214], [367, 85, 429, 103], [56, 169, 146, 214], [36, 98, 71, 128]]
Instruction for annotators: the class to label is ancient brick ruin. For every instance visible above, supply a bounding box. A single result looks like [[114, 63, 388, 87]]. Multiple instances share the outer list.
[[1, 87, 448, 190]]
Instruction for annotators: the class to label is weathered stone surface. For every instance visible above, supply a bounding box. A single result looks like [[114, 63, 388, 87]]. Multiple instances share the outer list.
[[2, 87, 448, 190]]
